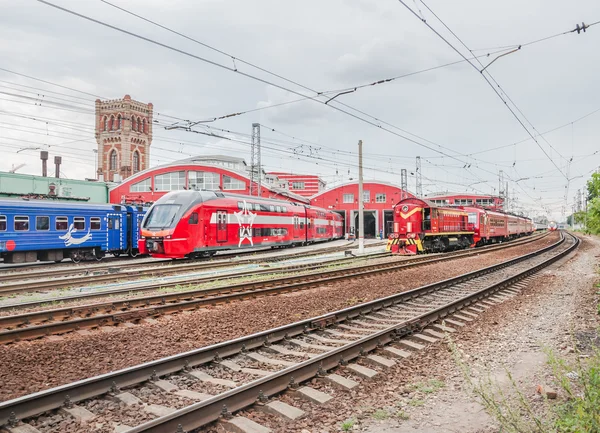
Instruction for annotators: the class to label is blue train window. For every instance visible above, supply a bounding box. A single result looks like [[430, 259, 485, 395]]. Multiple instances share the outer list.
[[14, 216, 29, 231], [0, 215, 5, 231], [90, 217, 101, 230], [74, 217, 85, 230], [36, 216, 50, 231], [56, 217, 68, 231]]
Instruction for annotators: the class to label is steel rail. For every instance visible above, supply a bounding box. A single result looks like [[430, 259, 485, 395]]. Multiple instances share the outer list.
[[0, 232, 548, 311], [0, 231, 573, 425], [127, 232, 578, 433], [0, 241, 386, 295], [0, 233, 551, 343]]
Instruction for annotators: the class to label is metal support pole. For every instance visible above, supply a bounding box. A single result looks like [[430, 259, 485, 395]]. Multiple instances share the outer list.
[[358, 140, 365, 254]]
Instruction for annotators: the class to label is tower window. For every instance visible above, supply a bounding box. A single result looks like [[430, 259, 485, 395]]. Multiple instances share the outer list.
[[133, 151, 140, 172], [142, 118, 147, 134], [108, 115, 114, 130], [102, 116, 107, 131], [117, 115, 122, 130], [110, 150, 118, 170]]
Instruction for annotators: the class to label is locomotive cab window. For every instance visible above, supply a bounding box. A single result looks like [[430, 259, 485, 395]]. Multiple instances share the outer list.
[[188, 212, 198, 224], [74, 217, 85, 230], [56, 216, 68, 231], [90, 217, 101, 230], [276, 206, 282, 213], [15, 216, 29, 231], [36, 216, 50, 231], [0, 215, 6, 231]]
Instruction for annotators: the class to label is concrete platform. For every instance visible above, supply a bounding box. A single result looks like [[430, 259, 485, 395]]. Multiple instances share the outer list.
[[259, 400, 305, 420], [221, 416, 272, 433], [347, 364, 378, 379], [294, 386, 333, 404], [324, 373, 359, 390]]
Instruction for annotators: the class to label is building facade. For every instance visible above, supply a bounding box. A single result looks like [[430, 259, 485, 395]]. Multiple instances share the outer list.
[[0, 171, 109, 203], [425, 193, 504, 210], [95, 95, 153, 182], [267, 172, 326, 197], [310, 181, 412, 238], [108, 156, 309, 205]]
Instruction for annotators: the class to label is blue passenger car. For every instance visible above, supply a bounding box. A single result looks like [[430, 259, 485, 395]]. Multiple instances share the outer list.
[[0, 199, 147, 263]]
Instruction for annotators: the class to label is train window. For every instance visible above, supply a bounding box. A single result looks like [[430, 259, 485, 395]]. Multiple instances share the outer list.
[[36, 216, 50, 231], [14, 216, 29, 231], [253, 228, 262, 237], [108, 218, 113, 230], [188, 212, 198, 224], [299, 221, 304, 229], [74, 217, 85, 230], [90, 217, 101, 230], [0, 215, 6, 231], [276, 206, 281, 213], [254, 203, 261, 212], [237, 202, 244, 210], [281, 206, 287, 213], [269, 205, 275, 212], [56, 216, 68, 231]]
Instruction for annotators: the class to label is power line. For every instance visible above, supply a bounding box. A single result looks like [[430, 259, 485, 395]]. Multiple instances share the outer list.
[[398, 0, 570, 181]]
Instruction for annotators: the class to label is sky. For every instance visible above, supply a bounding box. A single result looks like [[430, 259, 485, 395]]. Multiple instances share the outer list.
[[0, 0, 599, 221]]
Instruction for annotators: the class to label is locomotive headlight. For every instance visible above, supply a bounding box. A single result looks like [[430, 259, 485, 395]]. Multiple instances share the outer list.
[[407, 232, 416, 239]]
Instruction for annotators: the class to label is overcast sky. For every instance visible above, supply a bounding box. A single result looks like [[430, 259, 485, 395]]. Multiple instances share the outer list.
[[1, 0, 599, 220]]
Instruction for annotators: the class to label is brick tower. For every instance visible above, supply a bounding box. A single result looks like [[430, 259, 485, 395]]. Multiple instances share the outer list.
[[95, 95, 153, 182]]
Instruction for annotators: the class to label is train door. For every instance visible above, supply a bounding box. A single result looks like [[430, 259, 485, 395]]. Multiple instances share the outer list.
[[216, 210, 227, 243], [107, 214, 121, 251], [292, 215, 300, 240]]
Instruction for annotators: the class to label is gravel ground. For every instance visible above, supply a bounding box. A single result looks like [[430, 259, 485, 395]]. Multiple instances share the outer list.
[[219, 233, 596, 433], [0, 233, 559, 402]]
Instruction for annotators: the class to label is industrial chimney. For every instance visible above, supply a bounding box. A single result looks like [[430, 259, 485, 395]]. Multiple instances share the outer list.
[[40, 151, 48, 177], [54, 156, 62, 178]]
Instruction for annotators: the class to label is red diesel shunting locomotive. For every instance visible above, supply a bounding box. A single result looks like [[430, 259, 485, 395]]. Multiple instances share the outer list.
[[138, 190, 343, 259], [387, 197, 534, 254]]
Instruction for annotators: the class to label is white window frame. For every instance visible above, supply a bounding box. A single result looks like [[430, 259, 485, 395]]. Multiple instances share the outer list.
[[342, 193, 354, 204], [56, 216, 68, 231], [36, 216, 50, 231], [223, 175, 246, 191], [14, 216, 29, 231], [155, 171, 185, 192], [130, 177, 151, 192], [90, 217, 101, 230], [375, 193, 386, 203], [73, 217, 86, 230], [363, 190, 370, 203], [0, 215, 6, 231]]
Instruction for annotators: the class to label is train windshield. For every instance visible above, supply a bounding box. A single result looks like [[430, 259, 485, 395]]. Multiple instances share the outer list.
[[468, 212, 478, 225], [143, 204, 181, 229]]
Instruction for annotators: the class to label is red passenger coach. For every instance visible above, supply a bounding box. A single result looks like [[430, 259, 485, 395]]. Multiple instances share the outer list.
[[139, 190, 343, 259], [460, 206, 534, 246]]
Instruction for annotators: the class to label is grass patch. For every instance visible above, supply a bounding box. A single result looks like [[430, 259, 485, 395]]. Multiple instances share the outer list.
[[340, 418, 355, 431], [396, 410, 410, 420], [372, 409, 390, 420], [408, 399, 425, 407]]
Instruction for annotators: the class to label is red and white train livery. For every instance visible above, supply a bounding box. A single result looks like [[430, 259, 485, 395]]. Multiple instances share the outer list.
[[139, 190, 343, 259]]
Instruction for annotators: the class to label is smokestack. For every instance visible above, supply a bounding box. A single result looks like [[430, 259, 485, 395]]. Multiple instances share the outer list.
[[40, 151, 48, 177], [54, 156, 62, 178]]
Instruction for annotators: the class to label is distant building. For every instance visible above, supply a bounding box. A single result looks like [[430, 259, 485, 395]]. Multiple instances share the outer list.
[[267, 172, 326, 197], [310, 181, 413, 238], [95, 95, 153, 182], [109, 155, 309, 205], [0, 171, 109, 203], [425, 193, 504, 211]]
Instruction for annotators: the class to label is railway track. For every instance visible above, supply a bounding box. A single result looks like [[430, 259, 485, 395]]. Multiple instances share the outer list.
[[0, 241, 386, 295], [0, 232, 577, 432], [0, 233, 551, 344]]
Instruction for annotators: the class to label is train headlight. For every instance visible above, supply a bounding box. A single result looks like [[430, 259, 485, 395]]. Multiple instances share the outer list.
[[407, 232, 416, 239]]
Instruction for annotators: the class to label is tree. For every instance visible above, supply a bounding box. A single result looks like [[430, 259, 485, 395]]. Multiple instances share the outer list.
[[586, 172, 600, 201]]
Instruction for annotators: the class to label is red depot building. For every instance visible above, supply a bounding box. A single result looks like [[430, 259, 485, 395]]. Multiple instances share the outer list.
[[425, 193, 504, 211], [109, 155, 309, 205], [267, 172, 326, 197], [309, 181, 414, 238]]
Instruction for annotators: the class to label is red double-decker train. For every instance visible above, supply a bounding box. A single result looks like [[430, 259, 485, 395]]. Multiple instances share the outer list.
[[138, 190, 344, 259], [387, 197, 534, 254]]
